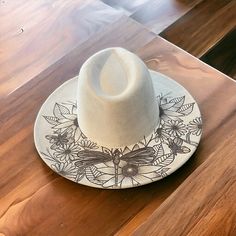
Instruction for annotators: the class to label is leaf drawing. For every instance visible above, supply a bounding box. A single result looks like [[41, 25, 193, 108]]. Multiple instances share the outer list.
[[169, 96, 185, 111], [85, 166, 104, 185], [178, 103, 195, 115], [43, 116, 59, 126], [39, 92, 199, 188], [153, 153, 174, 167], [153, 144, 164, 159], [53, 103, 70, 119]]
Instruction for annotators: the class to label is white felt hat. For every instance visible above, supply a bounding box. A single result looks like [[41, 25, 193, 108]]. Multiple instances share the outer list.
[[34, 48, 202, 189], [77, 48, 159, 148]]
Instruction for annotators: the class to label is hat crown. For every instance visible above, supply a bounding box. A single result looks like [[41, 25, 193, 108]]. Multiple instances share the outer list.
[[97, 52, 128, 96], [77, 48, 159, 148]]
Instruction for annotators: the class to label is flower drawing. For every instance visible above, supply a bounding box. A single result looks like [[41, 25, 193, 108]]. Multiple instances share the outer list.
[[79, 139, 98, 150], [52, 162, 78, 180], [49, 103, 82, 142], [164, 120, 187, 137], [40, 93, 200, 189], [54, 142, 81, 161], [188, 117, 202, 136], [97, 160, 161, 188], [157, 95, 194, 121]]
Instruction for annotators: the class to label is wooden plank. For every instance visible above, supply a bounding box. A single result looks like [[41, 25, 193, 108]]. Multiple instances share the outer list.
[[0, 0, 123, 97], [0, 15, 156, 145], [0, 3, 236, 233], [100, 0, 151, 15], [160, 0, 236, 57], [115, 37, 236, 235], [132, 131, 236, 236], [0, 17, 156, 236], [201, 28, 236, 80], [1, 34, 236, 235], [131, 0, 202, 34]]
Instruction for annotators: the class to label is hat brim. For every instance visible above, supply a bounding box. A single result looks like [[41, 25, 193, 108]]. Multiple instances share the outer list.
[[34, 70, 202, 189]]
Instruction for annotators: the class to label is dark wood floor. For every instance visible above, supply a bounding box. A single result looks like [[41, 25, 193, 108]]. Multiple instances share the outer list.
[[201, 28, 236, 80], [101, 0, 236, 79]]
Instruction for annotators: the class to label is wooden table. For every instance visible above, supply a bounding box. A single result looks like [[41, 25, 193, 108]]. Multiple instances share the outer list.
[[1, 2, 236, 235]]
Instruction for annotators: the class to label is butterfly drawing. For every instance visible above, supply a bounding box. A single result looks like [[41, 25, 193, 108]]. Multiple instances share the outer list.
[[168, 137, 190, 156], [45, 128, 73, 149], [73, 147, 156, 186]]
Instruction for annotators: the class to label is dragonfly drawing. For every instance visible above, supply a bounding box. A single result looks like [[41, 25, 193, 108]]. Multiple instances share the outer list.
[[73, 147, 156, 187]]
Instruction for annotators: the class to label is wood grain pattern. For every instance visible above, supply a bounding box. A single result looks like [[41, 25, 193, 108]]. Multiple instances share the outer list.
[[201, 28, 236, 80], [0, 0, 123, 97], [160, 0, 236, 57], [131, 0, 202, 34], [1, 31, 236, 235], [1, 3, 236, 235], [0, 17, 156, 236], [133, 132, 236, 236], [100, 0, 151, 15], [102, 0, 236, 80], [115, 37, 236, 235]]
